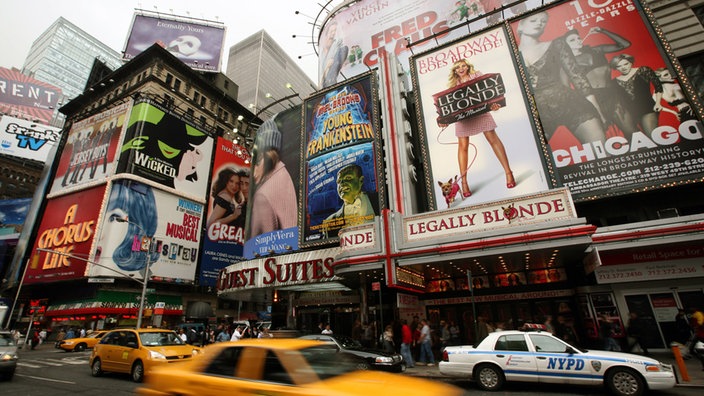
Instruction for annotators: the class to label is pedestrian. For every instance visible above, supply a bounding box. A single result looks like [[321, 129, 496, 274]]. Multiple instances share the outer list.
[[39, 328, 47, 346], [79, 327, 86, 338], [688, 306, 704, 370], [258, 327, 273, 338], [321, 324, 333, 334], [475, 315, 490, 345], [417, 319, 434, 366], [439, 320, 450, 350], [449, 320, 460, 345], [65, 327, 75, 339], [216, 327, 230, 342], [400, 319, 414, 368], [30, 329, 40, 350], [382, 324, 394, 353], [230, 325, 244, 342], [178, 328, 187, 342], [599, 314, 621, 351], [351, 320, 362, 342], [675, 309, 692, 345], [412, 322, 422, 361], [543, 315, 555, 334], [626, 312, 649, 355]]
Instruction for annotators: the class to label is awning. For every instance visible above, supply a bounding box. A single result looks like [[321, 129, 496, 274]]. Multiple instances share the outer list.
[[45, 290, 183, 317]]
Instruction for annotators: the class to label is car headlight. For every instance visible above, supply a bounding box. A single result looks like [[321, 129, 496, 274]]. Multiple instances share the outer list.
[[1, 352, 18, 361], [192, 348, 200, 356], [375, 356, 393, 363], [148, 350, 167, 360], [63, 341, 75, 345]]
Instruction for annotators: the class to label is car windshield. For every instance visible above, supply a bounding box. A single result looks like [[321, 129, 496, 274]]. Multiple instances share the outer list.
[[139, 331, 185, 346], [295, 346, 359, 381], [0, 333, 15, 346], [332, 335, 363, 349]]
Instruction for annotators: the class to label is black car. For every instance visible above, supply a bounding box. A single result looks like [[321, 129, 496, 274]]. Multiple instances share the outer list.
[[299, 334, 405, 372]]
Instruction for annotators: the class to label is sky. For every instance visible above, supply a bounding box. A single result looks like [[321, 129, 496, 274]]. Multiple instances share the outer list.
[[0, 0, 330, 82]]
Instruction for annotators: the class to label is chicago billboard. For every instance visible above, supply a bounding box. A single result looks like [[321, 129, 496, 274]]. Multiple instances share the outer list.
[[0, 67, 61, 124], [302, 73, 384, 245], [0, 116, 61, 162], [509, 0, 704, 199], [50, 103, 129, 194], [90, 179, 203, 284], [412, 26, 549, 210], [201, 138, 251, 287], [124, 13, 225, 72]]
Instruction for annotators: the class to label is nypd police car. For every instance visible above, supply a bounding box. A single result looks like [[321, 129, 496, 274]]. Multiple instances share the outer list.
[[439, 325, 675, 396]]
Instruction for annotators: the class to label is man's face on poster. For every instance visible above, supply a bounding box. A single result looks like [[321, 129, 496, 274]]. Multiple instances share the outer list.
[[336, 166, 363, 204]]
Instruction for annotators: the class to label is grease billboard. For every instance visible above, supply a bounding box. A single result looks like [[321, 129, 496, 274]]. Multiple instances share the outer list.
[[90, 179, 202, 284], [201, 138, 251, 286], [510, 0, 704, 199], [412, 27, 549, 210]]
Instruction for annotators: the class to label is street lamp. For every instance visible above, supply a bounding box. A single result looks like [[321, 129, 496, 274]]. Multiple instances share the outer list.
[[114, 216, 153, 329]]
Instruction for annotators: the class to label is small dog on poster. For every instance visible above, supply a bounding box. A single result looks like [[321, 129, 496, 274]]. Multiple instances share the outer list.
[[438, 175, 462, 207]]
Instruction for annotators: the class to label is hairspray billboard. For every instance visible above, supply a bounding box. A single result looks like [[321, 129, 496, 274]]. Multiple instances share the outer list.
[[412, 26, 549, 210], [117, 101, 213, 199], [200, 138, 251, 286], [510, 0, 704, 200], [50, 103, 130, 195], [243, 106, 302, 259], [90, 179, 202, 284], [301, 73, 384, 246]]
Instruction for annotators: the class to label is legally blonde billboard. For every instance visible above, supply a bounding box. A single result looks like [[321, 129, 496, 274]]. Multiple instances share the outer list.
[[90, 179, 203, 284], [412, 26, 549, 210], [50, 103, 129, 194], [117, 101, 213, 200], [510, 0, 704, 199], [201, 138, 251, 286], [302, 73, 384, 245]]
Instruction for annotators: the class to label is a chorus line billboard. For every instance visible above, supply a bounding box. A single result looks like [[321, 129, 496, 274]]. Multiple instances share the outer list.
[[243, 106, 302, 259], [201, 138, 251, 287], [90, 179, 203, 284], [25, 185, 106, 285], [124, 13, 225, 72], [117, 101, 213, 200], [50, 103, 129, 194], [0, 67, 62, 124], [0, 116, 61, 162], [509, 0, 704, 199], [302, 73, 384, 245], [412, 26, 549, 210]]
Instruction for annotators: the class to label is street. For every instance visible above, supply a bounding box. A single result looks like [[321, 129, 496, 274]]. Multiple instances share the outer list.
[[4, 343, 701, 395]]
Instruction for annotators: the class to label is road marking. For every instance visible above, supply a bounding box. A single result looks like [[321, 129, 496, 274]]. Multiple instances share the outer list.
[[22, 359, 63, 366], [17, 362, 42, 368], [49, 358, 88, 365], [15, 373, 76, 384]]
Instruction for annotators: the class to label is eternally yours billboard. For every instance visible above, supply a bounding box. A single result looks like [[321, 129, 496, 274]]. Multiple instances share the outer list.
[[244, 107, 302, 259], [0, 67, 62, 124], [124, 14, 225, 72], [302, 74, 383, 245], [91, 179, 203, 284], [118, 101, 213, 198], [201, 138, 251, 287], [413, 27, 549, 210], [0, 116, 61, 162], [25, 185, 106, 285], [50, 103, 129, 194], [510, 0, 704, 199]]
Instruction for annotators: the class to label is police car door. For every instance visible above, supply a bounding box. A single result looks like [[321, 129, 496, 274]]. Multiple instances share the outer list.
[[528, 333, 586, 385], [493, 334, 539, 384]]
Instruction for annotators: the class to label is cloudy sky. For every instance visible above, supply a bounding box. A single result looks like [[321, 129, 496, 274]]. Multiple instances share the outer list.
[[0, 0, 330, 82]]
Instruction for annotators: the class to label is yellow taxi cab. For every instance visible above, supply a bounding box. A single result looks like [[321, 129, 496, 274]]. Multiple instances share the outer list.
[[58, 330, 108, 352], [137, 338, 469, 396], [90, 328, 201, 382]]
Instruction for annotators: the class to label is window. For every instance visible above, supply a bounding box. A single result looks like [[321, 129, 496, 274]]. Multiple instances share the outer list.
[[204, 347, 242, 377], [262, 351, 292, 384], [165, 73, 173, 86], [495, 334, 529, 351], [174, 79, 182, 92], [529, 334, 569, 353]]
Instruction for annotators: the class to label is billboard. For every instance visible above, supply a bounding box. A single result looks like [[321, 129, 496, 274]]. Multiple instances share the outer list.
[[50, 103, 129, 194], [243, 106, 303, 259], [0, 197, 32, 233], [0, 116, 61, 162], [117, 101, 214, 199], [317, 0, 550, 88], [412, 26, 549, 210], [90, 179, 203, 284], [200, 138, 251, 287], [302, 73, 384, 244], [25, 185, 106, 285], [509, 1, 704, 199], [123, 13, 225, 72], [0, 67, 62, 124]]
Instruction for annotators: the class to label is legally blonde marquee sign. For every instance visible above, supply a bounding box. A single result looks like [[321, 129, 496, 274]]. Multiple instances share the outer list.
[[217, 248, 342, 292], [403, 188, 576, 243]]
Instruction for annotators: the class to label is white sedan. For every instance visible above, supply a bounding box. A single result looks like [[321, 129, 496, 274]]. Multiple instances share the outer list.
[[439, 327, 675, 396]]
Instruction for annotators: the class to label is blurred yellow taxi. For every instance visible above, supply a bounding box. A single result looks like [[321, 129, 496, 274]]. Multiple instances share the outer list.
[[90, 328, 201, 382], [136, 338, 468, 396], [58, 330, 108, 352]]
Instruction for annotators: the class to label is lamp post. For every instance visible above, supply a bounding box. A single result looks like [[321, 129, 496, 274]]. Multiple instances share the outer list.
[[115, 217, 152, 329]]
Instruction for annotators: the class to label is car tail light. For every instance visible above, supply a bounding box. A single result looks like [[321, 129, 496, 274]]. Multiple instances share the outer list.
[[442, 349, 449, 361]]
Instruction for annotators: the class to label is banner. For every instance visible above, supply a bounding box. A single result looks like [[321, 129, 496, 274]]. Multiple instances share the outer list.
[[200, 138, 251, 286], [413, 26, 549, 210], [510, 0, 704, 199], [50, 103, 129, 194], [302, 74, 383, 244], [117, 101, 213, 199], [0, 116, 61, 162], [0, 67, 62, 124], [91, 179, 202, 284]]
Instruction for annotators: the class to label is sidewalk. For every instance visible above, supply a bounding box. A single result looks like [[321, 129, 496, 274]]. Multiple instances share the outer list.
[[404, 351, 704, 388]]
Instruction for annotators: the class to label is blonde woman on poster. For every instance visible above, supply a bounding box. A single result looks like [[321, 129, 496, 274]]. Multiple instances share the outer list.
[[439, 59, 516, 198]]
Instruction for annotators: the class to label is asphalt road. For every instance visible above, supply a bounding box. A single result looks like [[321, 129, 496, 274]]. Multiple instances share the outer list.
[[5, 344, 701, 395]]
